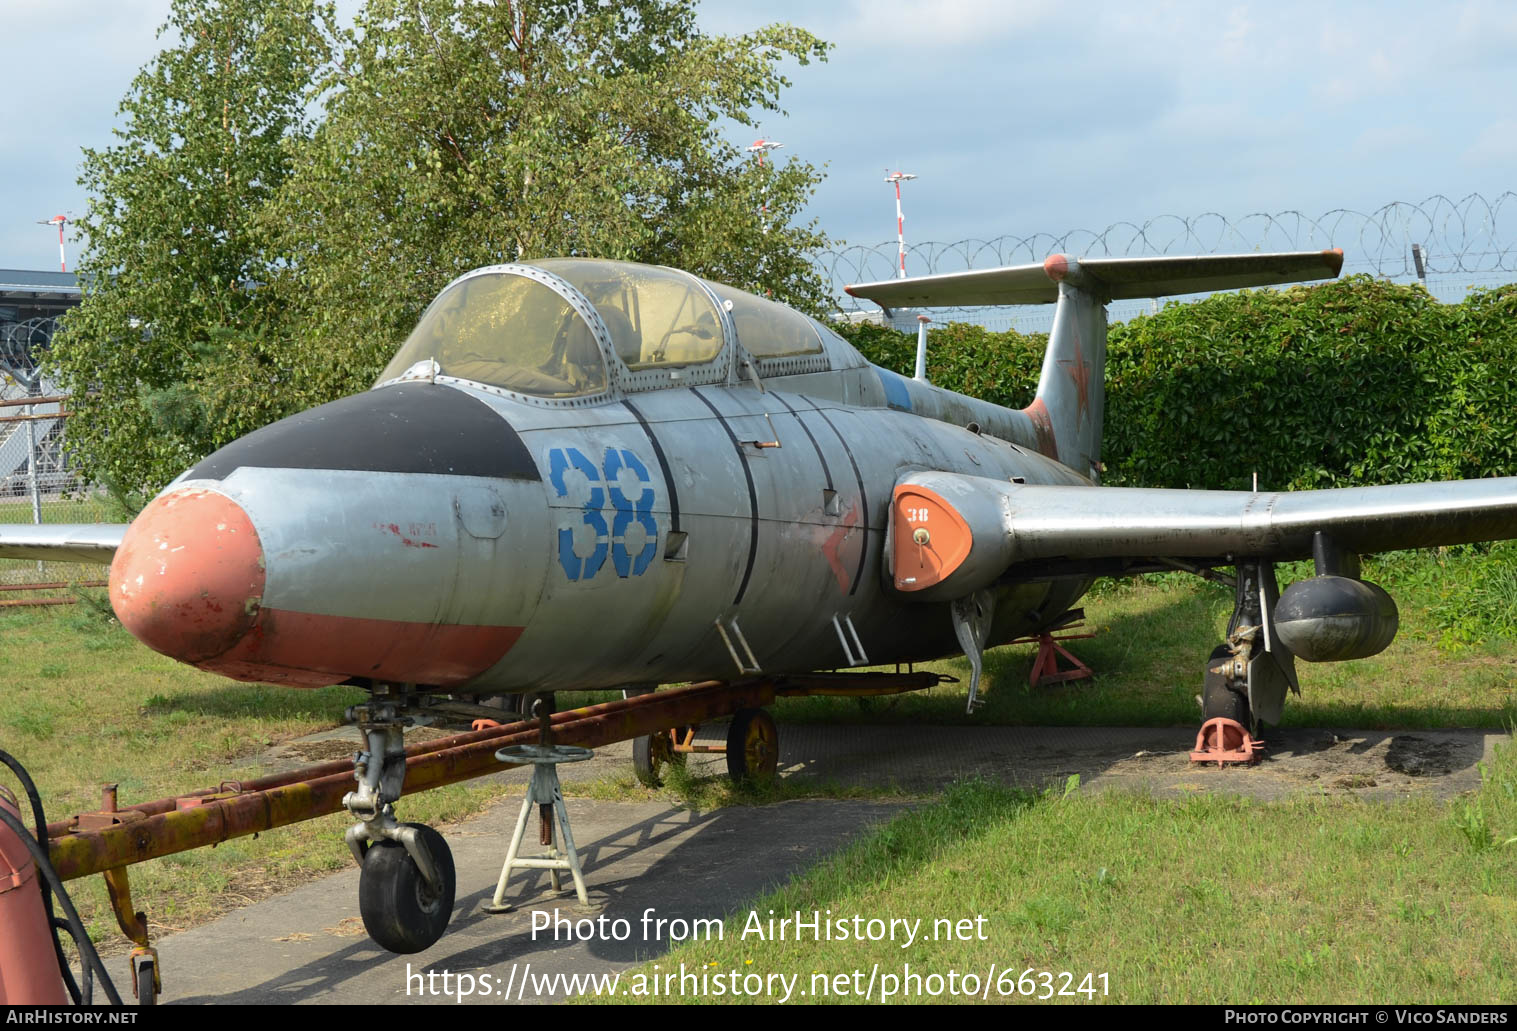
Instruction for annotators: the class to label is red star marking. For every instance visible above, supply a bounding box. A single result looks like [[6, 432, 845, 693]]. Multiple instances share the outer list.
[[821, 503, 860, 593], [1058, 351, 1092, 425]]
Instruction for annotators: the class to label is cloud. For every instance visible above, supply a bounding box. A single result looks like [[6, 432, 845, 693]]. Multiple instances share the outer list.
[[822, 0, 1050, 49], [1462, 119, 1517, 167], [1350, 124, 1434, 160], [701, 0, 1049, 49]]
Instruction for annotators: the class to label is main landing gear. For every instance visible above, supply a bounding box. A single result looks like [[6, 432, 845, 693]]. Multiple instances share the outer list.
[[343, 685, 456, 954], [1192, 559, 1298, 765]]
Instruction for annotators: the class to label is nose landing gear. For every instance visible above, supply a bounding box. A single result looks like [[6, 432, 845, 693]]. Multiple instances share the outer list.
[[358, 824, 457, 954], [342, 687, 456, 954]]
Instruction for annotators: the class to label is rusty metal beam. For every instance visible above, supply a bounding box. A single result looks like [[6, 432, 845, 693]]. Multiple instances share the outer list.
[[45, 672, 941, 879], [0, 581, 108, 593], [0, 411, 70, 424], [0, 395, 70, 408], [45, 679, 713, 837], [43, 671, 942, 839], [45, 677, 795, 880]]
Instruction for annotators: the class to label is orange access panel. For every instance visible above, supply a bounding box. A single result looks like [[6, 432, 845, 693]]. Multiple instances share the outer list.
[[891, 485, 973, 592]]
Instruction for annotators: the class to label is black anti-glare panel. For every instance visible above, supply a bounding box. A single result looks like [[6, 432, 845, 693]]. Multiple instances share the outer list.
[[187, 384, 539, 481]]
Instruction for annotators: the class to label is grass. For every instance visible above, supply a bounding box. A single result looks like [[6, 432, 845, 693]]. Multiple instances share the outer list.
[[1, 494, 118, 588], [1, 546, 1514, 969], [599, 738, 1517, 1004], [0, 602, 902, 952], [774, 557, 1517, 731], [0, 599, 500, 949], [0, 495, 116, 525]]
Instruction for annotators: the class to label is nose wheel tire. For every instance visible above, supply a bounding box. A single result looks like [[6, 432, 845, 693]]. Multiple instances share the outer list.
[[358, 824, 456, 954], [725, 708, 778, 784]]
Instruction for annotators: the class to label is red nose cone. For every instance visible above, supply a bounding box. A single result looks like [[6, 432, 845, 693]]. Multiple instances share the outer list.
[[110, 488, 266, 664]]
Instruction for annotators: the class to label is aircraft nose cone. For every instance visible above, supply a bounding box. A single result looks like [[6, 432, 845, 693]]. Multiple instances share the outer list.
[[109, 488, 266, 663]]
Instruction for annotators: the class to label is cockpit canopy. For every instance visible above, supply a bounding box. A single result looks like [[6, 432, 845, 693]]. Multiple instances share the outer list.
[[376, 259, 825, 399]]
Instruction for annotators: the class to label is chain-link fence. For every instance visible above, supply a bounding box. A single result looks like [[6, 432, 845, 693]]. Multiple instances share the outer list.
[[1, 319, 112, 600]]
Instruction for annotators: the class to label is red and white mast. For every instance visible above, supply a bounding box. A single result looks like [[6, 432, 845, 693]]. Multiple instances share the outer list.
[[884, 171, 916, 278], [746, 138, 783, 223], [38, 215, 69, 272]]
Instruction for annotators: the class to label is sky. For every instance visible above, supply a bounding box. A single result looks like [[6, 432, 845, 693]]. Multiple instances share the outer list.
[[2, 0, 1513, 291]]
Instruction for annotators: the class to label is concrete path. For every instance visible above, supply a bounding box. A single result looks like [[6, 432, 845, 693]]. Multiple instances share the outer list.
[[157, 797, 905, 1004], [268, 720, 1505, 802], [145, 721, 1506, 1004]]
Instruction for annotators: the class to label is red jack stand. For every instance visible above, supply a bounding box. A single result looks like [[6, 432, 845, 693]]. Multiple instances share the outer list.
[[1189, 717, 1264, 766], [1015, 610, 1095, 688]]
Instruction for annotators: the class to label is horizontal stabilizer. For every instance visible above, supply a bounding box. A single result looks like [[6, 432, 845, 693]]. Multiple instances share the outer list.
[[846, 250, 1344, 308], [0, 523, 126, 564]]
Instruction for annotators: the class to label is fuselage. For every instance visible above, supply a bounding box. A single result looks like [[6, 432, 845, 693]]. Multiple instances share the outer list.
[[107, 260, 1093, 692]]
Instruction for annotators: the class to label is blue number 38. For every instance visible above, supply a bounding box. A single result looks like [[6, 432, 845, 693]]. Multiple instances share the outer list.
[[547, 446, 658, 581]]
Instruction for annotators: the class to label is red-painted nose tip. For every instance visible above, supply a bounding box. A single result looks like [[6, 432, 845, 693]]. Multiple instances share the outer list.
[[110, 488, 266, 663]]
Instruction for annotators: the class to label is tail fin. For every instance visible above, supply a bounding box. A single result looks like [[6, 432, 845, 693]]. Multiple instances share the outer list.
[[1028, 260, 1106, 478], [845, 249, 1344, 481]]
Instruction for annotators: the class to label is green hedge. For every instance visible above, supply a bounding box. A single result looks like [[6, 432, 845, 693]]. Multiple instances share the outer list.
[[836, 276, 1517, 490]]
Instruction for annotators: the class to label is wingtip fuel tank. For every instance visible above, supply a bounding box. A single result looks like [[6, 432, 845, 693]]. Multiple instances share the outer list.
[[1273, 575, 1399, 663]]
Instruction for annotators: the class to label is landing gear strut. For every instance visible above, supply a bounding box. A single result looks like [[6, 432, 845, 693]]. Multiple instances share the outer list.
[[1192, 559, 1297, 765], [1202, 642, 1252, 728], [343, 685, 456, 954]]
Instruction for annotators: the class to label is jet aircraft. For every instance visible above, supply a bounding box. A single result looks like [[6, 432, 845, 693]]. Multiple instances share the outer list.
[[6, 251, 1517, 953]]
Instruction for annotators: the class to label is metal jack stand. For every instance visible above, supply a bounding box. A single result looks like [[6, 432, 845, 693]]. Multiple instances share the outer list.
[[486, 702, 595, 913], [1013, 609, 1095, 688]]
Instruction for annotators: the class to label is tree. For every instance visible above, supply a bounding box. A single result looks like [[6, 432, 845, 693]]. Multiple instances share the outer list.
[[265, 0, 832, 397], [51, 0, 831, 497], [48, 0, 335, 497]]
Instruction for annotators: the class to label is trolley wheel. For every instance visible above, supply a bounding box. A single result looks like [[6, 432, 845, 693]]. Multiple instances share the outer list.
[[358, 824, 456, 954], [1202, 642, 1253, 728], [725, 708, 778, 784], [136, 960, 156, 1006], [632, 730, 683, 787]]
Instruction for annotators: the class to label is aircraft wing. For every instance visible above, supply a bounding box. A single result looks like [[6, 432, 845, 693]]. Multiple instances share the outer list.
[[0, 523, 126, 564], [892, 472, 1517, 595], [846, 250, 1345, 307]]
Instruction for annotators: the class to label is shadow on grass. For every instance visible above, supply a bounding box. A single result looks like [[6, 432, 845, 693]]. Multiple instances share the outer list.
[[774, 583, 1225, 728], [140, 682, 366, 721], [1281, 699, 1517, 731], [773, 577, 1517, 731]]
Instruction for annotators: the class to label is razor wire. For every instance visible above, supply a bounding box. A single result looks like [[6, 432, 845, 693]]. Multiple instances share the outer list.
[[1, 316, 87, 505], [819, 192, 1517, 315], [0, 316, 53, 392]]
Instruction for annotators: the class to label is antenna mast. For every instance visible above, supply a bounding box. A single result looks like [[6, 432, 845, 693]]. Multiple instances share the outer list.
[[38, 215, 69, 272], [884, 171, 916, 278]]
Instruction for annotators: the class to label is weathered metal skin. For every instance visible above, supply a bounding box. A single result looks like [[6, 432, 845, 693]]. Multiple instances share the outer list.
[[1274, 576, 1399, 662], [120, 466, 547, 687], [96, 261, 1097, 692], [489, 380, 1090, 689], [40, 252, 1506, 704]]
